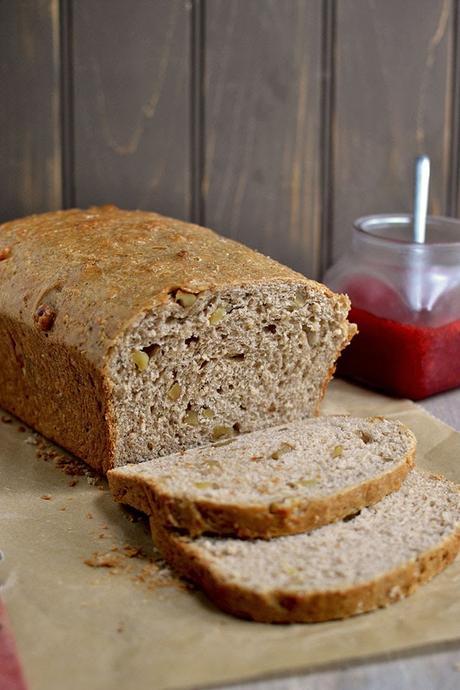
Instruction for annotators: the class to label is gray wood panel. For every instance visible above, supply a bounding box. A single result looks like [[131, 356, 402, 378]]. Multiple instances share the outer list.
[[72, 0, 191, 219], [331, 0, 454, 264], [451, 0, 460, 217], [0, 0, 62, 222], [204, 0, 323, 278]]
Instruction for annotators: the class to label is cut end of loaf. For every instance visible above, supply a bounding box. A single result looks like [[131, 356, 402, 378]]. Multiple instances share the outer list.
[[107, 281, 353, 466]]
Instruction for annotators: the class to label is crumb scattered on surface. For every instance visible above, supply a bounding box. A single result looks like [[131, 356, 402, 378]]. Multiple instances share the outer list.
[[29, 431, 102, 483], [122, 545, 144, 558], [84, 552, 124, 569], [83, 544, 186, 591], [56, 454, 87, 476], [132, 562, 187, 591], [1, 409, 184, 594], [2, 413, 106, 493]]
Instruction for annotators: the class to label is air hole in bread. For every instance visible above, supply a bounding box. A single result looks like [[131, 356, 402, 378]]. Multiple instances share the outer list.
[[359, 431, 373, 444], [142, 343, 160, 358], [185, 335, 199, 346], [228, 353, 245, 361], [264, 324, 277, 334]]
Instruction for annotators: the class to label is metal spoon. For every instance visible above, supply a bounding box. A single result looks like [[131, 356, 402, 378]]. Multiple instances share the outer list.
[[412, 155, 430, 243]]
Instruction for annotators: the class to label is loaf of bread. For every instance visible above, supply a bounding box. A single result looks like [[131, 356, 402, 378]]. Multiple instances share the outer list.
[[108, 416, 415, 538], [0, 206, 355, 473], [149, 470, 460, 623]]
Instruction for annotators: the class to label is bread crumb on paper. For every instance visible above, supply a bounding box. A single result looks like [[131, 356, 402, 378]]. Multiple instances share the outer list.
[[121, 545, 144, 558], [84, 552, 124, 569], [83, 545, 186, 592]]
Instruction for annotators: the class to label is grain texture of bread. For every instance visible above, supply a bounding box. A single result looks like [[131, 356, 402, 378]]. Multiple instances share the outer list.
[[0, 206, 355, 473], [108, 416, 415, 538], [149, 470, 460, 623]]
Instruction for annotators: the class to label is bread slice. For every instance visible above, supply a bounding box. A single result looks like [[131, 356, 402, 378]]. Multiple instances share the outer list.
[[149, 470, 460, 623], [0, 206, 355, 473], [108, 416, 415, 538]]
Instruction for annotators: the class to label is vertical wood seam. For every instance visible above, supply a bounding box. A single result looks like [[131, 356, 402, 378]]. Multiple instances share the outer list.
[[319, 0, 336, 276], [191, 0, 205, 225], [59, 0, 75, 208], [448, 0, 460, 215]]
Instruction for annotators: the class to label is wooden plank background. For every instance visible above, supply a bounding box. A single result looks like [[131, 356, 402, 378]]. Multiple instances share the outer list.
[[1, 0, 460, 279], [0, 0, 62, 220], [332, 0, 454, 262], [72, 0, 192, 220], [204, 0, 323, 276]]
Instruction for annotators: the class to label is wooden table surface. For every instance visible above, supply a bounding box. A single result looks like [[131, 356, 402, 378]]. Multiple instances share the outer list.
[[217, 389, 460, 690]]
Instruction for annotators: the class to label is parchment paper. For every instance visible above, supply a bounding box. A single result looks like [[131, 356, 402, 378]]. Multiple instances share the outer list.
[[1, 380, 460, 690]]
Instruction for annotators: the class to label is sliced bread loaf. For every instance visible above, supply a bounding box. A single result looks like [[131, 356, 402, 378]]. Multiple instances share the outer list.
[[149, 470, 460, 623], [0, 206, 355, 473], [108, 416, 415, 538]]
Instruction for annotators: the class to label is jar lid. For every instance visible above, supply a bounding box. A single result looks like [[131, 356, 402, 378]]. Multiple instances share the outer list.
[[355, 214, 460, 247]]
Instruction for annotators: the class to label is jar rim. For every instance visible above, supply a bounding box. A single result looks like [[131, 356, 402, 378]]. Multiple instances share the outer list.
[[354, 214, 460, 248]]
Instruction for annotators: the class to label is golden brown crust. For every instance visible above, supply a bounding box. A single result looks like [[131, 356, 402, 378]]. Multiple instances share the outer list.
[[314, 321, 358, 416], [0, 206, 348, 472], [0, 206, 327, 366], [0, 313, 116, 473], [108, 445, 415, 538], [149, 516, 460, 623]]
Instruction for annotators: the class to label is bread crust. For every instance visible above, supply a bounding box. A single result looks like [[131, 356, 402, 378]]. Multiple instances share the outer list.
[[108, 443, 415, 538], [0, 206, 352, 472], [314, 321, 358, 416], [149, 516, 460, 623]]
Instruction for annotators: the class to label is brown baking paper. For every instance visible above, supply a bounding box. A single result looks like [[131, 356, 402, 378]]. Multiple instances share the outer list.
[[1, 380, 460, 690]]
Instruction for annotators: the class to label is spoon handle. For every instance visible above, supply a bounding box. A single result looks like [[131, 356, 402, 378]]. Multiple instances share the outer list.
[[413, 155, 430, 244]]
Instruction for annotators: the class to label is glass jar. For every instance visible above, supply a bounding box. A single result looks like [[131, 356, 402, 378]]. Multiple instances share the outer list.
[[324, 214, 460, 400]]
